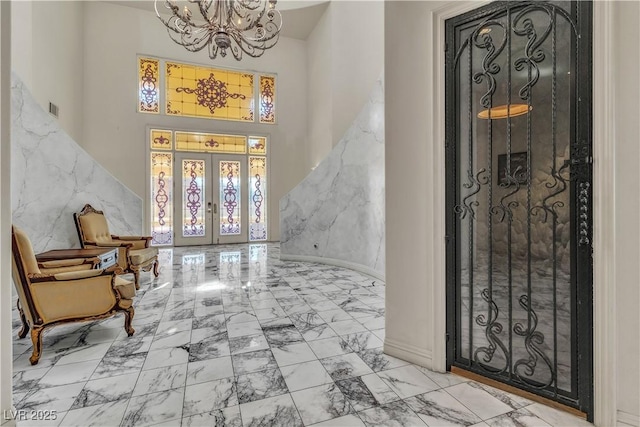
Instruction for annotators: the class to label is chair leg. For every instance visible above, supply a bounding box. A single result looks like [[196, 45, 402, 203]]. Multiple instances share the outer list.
[[123, 307, 135, 337], [153, 259, 159, 277], [133, 270, 140, 290], [29, 326, 44, 365], [17, 300, 29, 339]]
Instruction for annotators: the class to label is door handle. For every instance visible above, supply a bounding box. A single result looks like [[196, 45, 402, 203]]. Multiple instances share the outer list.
[[207, 202, 212, 213], [213, 203, 217, 214]]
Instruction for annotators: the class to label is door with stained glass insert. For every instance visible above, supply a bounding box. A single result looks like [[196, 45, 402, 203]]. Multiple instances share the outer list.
[[173, 153, 248, 246]]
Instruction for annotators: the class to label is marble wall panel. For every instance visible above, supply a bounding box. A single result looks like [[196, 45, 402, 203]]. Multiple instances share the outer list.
[[11, 74, 142, 253], [280, 77, 384, 277]]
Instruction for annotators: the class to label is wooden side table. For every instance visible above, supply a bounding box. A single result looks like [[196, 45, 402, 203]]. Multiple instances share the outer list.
[[35, 248, 119, 270]]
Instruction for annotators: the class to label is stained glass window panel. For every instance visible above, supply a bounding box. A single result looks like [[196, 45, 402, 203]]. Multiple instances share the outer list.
[[139, 58, 160, 113], [175, 131, 247, 154], [248, 136, 267, 155], [151, 152, 173, 245], [219, 161, 241, 235], [182, 159, 206, 237], [166, 62, 254, 122], [249, 157, 267, 241], [259, 75, 276, 123], [150, 129, 172, 150]]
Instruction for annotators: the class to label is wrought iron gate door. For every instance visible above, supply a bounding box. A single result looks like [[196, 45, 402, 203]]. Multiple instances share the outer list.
[[445, 1, 593, 418]]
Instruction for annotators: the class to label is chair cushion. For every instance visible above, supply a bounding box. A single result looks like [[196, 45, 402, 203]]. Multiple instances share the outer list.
[[114, 276, 136, 300], [79, 213, 112, 244], [129, 247, 158, 265]]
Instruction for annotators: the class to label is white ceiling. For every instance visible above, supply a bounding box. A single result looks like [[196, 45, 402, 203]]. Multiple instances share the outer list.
[[103, 0, 329, 40]]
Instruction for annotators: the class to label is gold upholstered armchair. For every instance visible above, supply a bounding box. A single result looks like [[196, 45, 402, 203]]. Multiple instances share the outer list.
[[11, 226, 136, 365], [74, 204, 159, 289]]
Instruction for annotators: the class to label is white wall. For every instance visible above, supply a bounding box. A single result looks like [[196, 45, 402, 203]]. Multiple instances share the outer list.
[[11, 1, 85, 143], [614, 1, 640, 423], [81, 1, 308, 241], [1, 2, 14, 425], [306, 1, 384, 170]]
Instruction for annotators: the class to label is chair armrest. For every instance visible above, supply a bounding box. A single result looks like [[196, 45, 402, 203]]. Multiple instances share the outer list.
[[38, 257, 98, 269], [85, 240, 133, 248], [111, 235, 152, 248], [28, 269, 111, 283]]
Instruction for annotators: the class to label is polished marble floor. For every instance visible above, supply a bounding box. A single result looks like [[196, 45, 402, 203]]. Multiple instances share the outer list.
[[11, 243, 593, 427]]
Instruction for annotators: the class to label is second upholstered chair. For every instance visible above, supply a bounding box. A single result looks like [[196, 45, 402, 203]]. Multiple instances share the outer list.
[[74, 204, 159, 289]]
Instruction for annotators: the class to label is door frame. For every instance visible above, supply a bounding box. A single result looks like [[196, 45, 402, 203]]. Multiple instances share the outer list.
[[443, 0, 592, 416], [428, 1, 616, 425]]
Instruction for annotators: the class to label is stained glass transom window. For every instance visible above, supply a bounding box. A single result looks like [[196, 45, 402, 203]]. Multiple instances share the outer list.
[[166, 62, 254, 122], [219, 161, 241, 235], [139, 58, 160, 114], [259, 75, 275, 123], [182, 159, 206, 237], [249, 156, 267, 241], [151, 152, 173, 245], [150, 129, 173, 150], [248, 136, 267, 155], [175, 132, 247, 154]]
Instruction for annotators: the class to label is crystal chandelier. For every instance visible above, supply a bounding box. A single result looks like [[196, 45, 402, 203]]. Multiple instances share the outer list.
[[155, 0, 283, 60]]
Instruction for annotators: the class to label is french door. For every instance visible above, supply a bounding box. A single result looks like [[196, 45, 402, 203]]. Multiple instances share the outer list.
[[174, 153, 248, 246], [445, 1, 593, 419]]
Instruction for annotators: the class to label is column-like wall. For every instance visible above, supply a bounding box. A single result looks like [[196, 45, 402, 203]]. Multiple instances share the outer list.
[[280, 77, 385, 279], [11, 74, 142, 253]]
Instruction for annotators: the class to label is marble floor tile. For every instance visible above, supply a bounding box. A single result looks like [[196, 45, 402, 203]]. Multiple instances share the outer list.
[[280, 360, 334, 392], [525, 403, 594, 427], [290, 383, 353, 425], [183, 377, 238, 417], [187, 356, 234, 385], [404, 389, 483, 426], [133, 363, 188, 396], [444, 382, 514, 421], [484, 408, 553, 427], [181, 405, 243, 427], [328, 319, 368, 336], [308, 337, 352, 359], [143, 346, 190, 371], [343, 331, 383, 352], [236, 368, 288, 404], [336, 373, 399, 411], [70, 372, 138, 410], [229, 334, 270, 355], [357, 400, 427, 427], [121, 388, 185, 427], [239, 393, 303, 427], [377, 365, 439, 399], [232, 349, 278, 375], [11, 244, 591, 427], [18, 382, 86, 414], [320, 353, 374, 381], [310, 414, 366, 427], [60, 399, 128, 427], [272, 342, 317, 367]]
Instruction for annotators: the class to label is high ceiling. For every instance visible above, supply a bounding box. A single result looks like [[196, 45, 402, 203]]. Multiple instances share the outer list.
[[104, 0, 329, 40]]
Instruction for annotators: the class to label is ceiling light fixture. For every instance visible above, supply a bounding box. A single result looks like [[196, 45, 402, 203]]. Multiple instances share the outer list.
[[155, 0, 283, 61]]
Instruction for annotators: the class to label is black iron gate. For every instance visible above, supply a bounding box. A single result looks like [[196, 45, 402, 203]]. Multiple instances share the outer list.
[[445, 1, 593, 419]]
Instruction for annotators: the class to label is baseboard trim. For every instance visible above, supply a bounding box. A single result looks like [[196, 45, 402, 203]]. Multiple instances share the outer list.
[[279, 253, 385, 281], [384, 338, 433, 369], [618, 410, 640, 427]]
